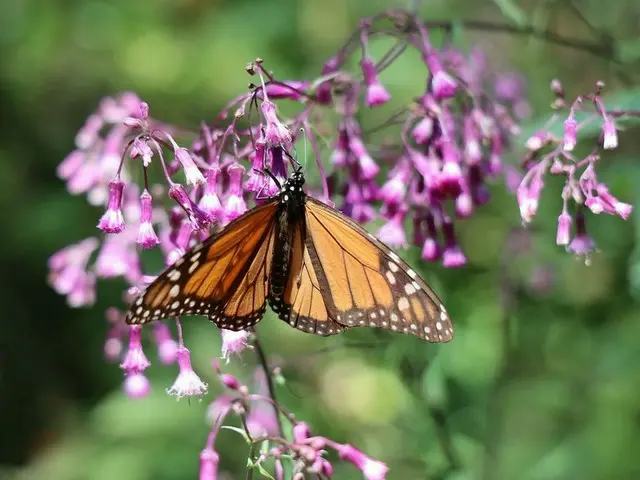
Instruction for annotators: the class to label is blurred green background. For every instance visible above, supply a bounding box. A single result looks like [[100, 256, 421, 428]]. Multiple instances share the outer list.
[[2, 0, 640, 479]]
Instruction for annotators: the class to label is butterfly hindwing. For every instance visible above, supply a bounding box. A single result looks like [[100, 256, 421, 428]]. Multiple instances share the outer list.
[[126, 200, 278, 326], [304, 197, 453, 342], [269, 219, 345, 336]]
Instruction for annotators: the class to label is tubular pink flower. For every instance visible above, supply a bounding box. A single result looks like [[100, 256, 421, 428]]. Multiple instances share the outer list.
[[137, 189, 160, 249], [361, 56, 391, 107], [175, 148, 206, 186], [167, 345, 208, 399], [98, 179, 126, 233]]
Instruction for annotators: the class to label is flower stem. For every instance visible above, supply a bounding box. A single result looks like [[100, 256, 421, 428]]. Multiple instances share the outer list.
[[253, 334, 284, 437], [426, 404, 461, 472]]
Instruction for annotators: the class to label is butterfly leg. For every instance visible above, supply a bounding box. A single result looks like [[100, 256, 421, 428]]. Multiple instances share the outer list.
[[282, 148, 301, 169], [254, 167, 282, 190]]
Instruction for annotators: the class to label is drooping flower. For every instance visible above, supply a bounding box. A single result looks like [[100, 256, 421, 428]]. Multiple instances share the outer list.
[[48, 238, 99, 307], [361, 56, 391, 107], [348, 136, 379, 180], [137, 189, 160, 249], [98, 179, 126, 233], [441, 218, 466, 268], [123, 373, 152, 398], [563, 116, 578, 151], [336, 444, 389, 480], [167, 345, 208, 399], [223, 163, 247, 223], [221, 329, 251, 361], [261, 100, 292, 148], [556, 210, 572, 246], [567, 210, 596, 259], [199, 432, 220, 480], [175, 147, 206, 186], [153, 322, 178, 364], [198, 166, 225, 222], [375, 209, 408, 248], [120, 325, 151, 374], [601, 117, 618, 150], [169, 183, 211, 230]]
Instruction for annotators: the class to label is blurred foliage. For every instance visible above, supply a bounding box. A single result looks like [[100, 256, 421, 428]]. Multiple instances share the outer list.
[[1, 0, 640, 479]]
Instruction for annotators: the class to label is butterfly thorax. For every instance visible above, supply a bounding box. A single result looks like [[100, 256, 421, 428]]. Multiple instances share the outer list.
[[269, 170, 306, 298]]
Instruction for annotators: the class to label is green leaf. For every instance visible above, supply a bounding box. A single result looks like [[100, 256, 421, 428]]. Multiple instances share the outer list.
[[491, 0, 527, 26], [220, 425, 251, 443], [256, 462, 277, 480]]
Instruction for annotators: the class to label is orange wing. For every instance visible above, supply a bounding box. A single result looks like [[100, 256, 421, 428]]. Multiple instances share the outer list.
[[126, 200, 278, 327], [269, 220, 345, 336], [303, 197, 453, 342]]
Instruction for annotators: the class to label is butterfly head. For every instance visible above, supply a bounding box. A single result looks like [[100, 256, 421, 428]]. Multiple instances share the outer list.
[[279, 168, 306, 213]]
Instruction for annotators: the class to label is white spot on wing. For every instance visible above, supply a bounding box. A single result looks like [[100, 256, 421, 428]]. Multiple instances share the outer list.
[[188, 261, 200, 274], [398, 297, 410, 311], [407, 269, 417, 279], [385, 271, 396, 285], [169, 284, 180, 298], [388, 261, 399, 273], [404, 283, 416, 295]]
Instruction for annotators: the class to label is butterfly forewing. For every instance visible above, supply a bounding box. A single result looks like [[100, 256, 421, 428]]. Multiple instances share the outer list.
[[213, 221, 276, 330], [126, 200, 278, 326], [304, 198, 453, 342]]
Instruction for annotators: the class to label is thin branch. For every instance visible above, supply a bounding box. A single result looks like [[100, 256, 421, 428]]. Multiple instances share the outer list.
[[420, 19, 616, 62], [426, 404, 461, 473], [253, 334, 285, 436]]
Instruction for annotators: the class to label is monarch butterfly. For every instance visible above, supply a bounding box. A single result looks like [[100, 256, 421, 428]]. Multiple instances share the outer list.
[[125, 164, 453, 342]]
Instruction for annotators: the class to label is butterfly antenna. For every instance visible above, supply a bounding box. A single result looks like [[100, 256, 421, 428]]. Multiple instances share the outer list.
[[300, 127, 308, 170]]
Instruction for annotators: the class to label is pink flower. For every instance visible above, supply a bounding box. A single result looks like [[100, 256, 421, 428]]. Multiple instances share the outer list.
[[337, 444, 388, 480], [375, 210, 407, 248], [123, 373, 152, 399], [221, 329, 251, 360], [175, 148, 205, 186], [563, 117, 577, 151], [169, 183, 211, 230], [602, 117, 618, 149], [198, 166, 225, 222], [261, 100, 292, 148], [120, 325, 151, 374], [98, 179, 125, 233], [167, 345, 208, 399], [556, 211, 572, 246], [137, 190, 160, 249], [199, 435, 220, 480], [223, 164, 247, 223], [361, 56, 391, 107]]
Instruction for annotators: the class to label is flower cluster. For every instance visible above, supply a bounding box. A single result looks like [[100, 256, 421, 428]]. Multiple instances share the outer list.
[[203, 364, 389, 480], [518, 80, 633, 261]]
